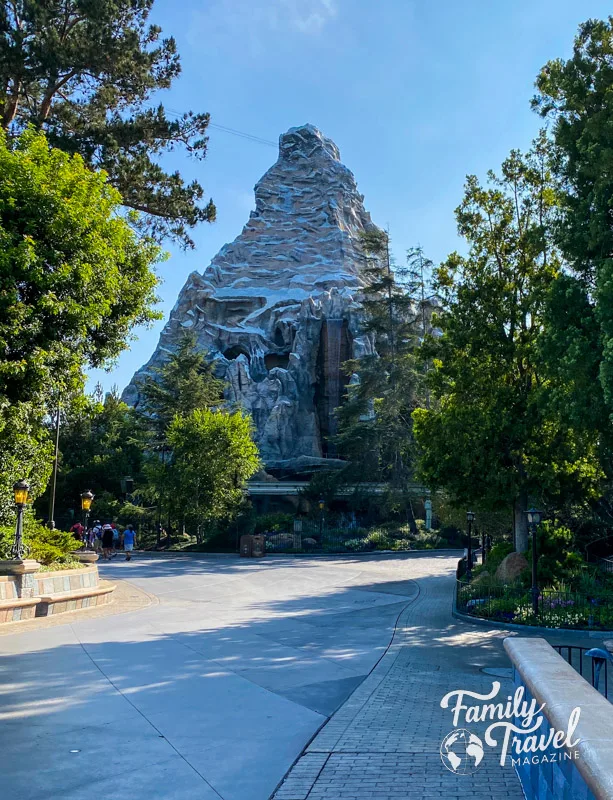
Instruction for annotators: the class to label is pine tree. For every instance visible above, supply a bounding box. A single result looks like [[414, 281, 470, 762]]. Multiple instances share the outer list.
[[0, 0, 215, 247], [337, 232, 431, 500], [137, 334, 225, 443]]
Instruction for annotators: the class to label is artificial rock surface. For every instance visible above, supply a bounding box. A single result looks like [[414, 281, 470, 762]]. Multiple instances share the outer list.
[[124, 124, 381, 470]]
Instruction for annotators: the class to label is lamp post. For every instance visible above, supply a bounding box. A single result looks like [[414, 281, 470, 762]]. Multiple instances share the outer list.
[[466, 511, 475, 579], [526, 508, 544, 617], [319, 497, 325, 537], [81, 491, 94, 548], [12, 479, 30, 560]]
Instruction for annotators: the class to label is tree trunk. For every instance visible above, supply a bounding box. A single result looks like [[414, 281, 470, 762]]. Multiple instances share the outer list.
[[514, 490, 529, 553]]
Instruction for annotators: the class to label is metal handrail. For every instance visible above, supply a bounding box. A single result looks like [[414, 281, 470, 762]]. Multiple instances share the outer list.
[[552, 645, 611, 701]]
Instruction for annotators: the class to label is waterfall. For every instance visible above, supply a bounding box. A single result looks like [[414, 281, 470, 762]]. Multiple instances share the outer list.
[[322, 318, 344, 455]]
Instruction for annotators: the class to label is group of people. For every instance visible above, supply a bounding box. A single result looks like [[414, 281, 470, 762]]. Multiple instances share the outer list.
[[70, 520, 137, 561]]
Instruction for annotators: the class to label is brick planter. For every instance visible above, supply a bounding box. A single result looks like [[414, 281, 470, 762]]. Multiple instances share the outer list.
[[0, 561, 114, 625]]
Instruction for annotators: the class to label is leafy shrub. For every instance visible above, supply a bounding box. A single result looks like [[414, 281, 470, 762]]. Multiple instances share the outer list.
[[0, 519, 81, 565], [484, 542, 513, 575], [391, 540, 412, 551], [254, 513, 293, 534], [344, 538, 368, 551], [365, 530, 392, 549], [37, 558, 83, 572]]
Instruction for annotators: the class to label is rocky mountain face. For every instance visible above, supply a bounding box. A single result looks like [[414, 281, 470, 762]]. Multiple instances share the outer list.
[[124, 124, 382, 472]]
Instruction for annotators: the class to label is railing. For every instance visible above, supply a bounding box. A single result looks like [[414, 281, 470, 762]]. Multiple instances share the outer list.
[[505, 638, 613, 800], [598, 556, 613, 574], [456, 579, 613, 630], [552, 645, 610, 700]]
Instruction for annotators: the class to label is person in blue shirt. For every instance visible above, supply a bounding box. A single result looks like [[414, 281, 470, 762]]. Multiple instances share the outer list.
[[123, 524, 137, 561]]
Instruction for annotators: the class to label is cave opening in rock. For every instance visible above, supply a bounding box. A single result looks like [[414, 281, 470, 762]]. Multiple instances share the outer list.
[[265, 352, 290, 371], [224, 345, 250, 360]]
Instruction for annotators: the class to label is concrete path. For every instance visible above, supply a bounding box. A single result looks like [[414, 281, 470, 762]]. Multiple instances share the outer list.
[[1, 551, 588, 800], [0, 552, 429, 800], [272, 556, 525, 800]]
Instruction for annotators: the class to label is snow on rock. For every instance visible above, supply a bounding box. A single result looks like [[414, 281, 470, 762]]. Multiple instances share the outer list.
[[123, 124, 381, 470]]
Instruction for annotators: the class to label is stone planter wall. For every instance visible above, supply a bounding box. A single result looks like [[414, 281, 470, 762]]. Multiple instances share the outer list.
[[0, 561, 114, 625], [33, 565, 99, 597], [0, 575, 19, 601]]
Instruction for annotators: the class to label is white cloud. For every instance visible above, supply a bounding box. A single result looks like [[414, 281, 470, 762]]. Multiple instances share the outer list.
[[189, 0, 338, 55], [279, 0, 338, 34]]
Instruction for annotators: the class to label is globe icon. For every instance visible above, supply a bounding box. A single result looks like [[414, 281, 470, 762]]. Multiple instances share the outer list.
[[440, 729, 484, 775]]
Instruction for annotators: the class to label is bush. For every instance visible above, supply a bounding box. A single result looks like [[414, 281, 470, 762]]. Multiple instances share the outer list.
[[254, 513, 293, 534], [0, 519, 81, 565], [484, 542, 513, 575], [365, 529, 392, 550], [344, 538, 368, 551]]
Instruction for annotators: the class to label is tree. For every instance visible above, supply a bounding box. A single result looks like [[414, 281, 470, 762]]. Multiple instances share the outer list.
[[533, 17, 613, 417], [0, 400, 52, 523], [137, 334, 225, 443], [36, 388, 146, 528], [0, 128, 160, 511], [165, 409, 260, 542], [337, 232, 430, 488], [0, 128, 161, 406], [0, 0, 215, 247], [412, 139, 603, 552]]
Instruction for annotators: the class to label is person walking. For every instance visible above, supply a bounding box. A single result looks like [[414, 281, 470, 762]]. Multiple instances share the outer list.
[[112, 523, 120, 557], [123, 524, 136, 561], [92, 521, 102, 552], [101, 522, 114, 560], [70, 521, 84, 544]]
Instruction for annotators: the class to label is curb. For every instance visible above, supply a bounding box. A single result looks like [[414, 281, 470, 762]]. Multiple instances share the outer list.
[[134, 547, 464, 559]]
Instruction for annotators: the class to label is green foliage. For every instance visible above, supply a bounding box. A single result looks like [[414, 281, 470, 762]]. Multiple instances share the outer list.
[[413, 137, 603, 551], [138, 334, 224, 443], [337, 234, 431, 489], [365, 529, 392, 549], [165, 409, 260, 541], [0, 518, 79, 564], [0, 129, 161, 406], [532, 17, 613, 473], [253, 513, 293, 534], [525, 521, 584, 589], [0, 401, 53, 524], [1, 0, 215, 247], [38, 389, 147, 528], [0, 128, 160, 515]]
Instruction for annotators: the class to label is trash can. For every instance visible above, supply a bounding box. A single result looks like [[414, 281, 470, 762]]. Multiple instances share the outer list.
[[252, 534, 266, 558], [240, 534, 253, 558]]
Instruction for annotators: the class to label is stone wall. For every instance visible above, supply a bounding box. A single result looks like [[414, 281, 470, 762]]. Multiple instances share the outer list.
[[504, 637, 613, 799], [33, 565, 99, 597], [0, 562, 114, 624]]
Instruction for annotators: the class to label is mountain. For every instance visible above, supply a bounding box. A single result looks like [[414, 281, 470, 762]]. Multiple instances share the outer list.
[[124, 124, 382, 472]]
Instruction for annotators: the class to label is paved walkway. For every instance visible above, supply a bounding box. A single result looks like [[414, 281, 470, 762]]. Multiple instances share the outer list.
[[0, 551, 600, 800], [273, 559, 524, 800], [0, 552, 425, 800]]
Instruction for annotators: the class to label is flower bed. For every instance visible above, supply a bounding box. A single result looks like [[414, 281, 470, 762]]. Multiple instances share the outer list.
[[457, 580, 613, 630]]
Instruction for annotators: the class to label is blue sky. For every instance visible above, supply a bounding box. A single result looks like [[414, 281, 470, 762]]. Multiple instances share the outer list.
[[89, 0, 613, 394]]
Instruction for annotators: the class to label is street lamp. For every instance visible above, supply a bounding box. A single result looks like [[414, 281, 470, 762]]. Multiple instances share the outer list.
[[81, 490, 94, 548], [526, 508, 544, 617], [319, 497, 325, 537], [12, 479, 30, 560], [466, 511, 475, 579]]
